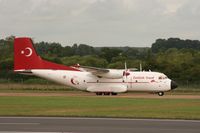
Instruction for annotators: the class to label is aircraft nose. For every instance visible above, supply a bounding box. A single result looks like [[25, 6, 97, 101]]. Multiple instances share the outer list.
[[171, 80, 178, 90]]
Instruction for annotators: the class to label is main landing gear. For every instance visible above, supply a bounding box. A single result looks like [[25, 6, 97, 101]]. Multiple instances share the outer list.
[[95, 92, 118, 96], [158, 91, 164, 96]]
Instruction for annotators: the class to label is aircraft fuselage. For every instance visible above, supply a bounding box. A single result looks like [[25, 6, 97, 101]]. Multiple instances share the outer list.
[[29, 70, 174, 94]]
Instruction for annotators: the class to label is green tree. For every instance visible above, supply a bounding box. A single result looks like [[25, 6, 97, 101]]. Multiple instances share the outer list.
[[100, 48, 122, 63]]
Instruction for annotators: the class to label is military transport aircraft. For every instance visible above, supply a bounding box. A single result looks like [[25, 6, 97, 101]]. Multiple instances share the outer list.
[[14, 37, 178, 96]]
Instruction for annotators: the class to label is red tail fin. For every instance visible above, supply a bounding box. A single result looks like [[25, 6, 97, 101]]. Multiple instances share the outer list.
[[14, 37, 79, 71]]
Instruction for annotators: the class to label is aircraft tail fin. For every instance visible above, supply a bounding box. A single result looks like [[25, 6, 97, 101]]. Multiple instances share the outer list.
[[14, 37, 42, 71], [14, 37, 79, 71]]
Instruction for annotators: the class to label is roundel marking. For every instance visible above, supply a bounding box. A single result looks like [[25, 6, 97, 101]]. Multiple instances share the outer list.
[[25, 47, 33, 57], [71, 78, 79, 85]]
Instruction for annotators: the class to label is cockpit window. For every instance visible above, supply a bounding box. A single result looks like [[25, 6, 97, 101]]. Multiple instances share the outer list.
[[159, 75, 168, 80]]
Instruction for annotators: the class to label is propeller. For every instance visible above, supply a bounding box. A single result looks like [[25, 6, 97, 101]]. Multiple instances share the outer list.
[[125, 61, 127, 72], [140, 62, 142, 71], [123, 62, 130, 78]]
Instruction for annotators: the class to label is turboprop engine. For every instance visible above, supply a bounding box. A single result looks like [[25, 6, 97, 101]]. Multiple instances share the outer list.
[[96, 69, 124, 79]]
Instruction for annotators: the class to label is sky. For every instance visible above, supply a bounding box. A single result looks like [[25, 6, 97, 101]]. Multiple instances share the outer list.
[[0, 0, 200, 47]]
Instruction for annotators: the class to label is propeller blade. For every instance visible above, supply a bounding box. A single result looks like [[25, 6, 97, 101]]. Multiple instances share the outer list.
[[125, 61, 127, 71], [140, 62, 142, 71]]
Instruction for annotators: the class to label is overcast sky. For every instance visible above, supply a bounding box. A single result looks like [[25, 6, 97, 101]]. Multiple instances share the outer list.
[[0, 0, 200, 47]]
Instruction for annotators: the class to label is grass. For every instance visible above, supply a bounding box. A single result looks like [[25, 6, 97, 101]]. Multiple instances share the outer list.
[[0, 96, 200, 120], [0, 83, 200, 119]]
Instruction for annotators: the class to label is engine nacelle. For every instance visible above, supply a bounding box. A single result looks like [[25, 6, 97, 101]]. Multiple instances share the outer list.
[[97, 69, 124, 79]]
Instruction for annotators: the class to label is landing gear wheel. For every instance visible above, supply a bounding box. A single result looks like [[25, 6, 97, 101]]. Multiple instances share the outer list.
[[158, 92, 164, 96], [96, 92, 103, 96], [111, 92, 118, 96], [104, 92, 110, 95]]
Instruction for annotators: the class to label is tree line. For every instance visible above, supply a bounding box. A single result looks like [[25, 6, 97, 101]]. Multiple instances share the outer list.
[[0, 36, 200, 85], [152, 38, 200, 53]]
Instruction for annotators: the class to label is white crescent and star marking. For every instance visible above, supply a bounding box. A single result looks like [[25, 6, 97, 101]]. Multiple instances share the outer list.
[[71, 77, 79, 85], [21, 47, 33, 57]]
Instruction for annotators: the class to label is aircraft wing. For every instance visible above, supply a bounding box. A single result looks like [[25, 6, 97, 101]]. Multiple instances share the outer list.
[[72, 64, 137, 79], [80, 65, 123, 79], [80, 66, 109, 74]]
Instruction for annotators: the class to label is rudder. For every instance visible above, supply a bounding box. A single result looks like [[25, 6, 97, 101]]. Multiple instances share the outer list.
[[14, 37, 43, 70], [14, 37, 79, 71]]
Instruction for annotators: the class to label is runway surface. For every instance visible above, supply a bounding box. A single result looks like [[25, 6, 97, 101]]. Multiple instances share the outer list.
[[0, 117, 200, 133]]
